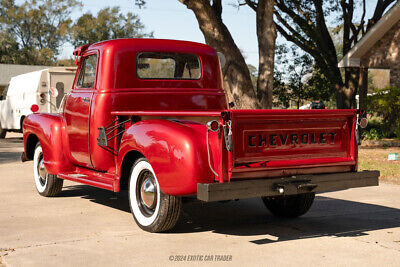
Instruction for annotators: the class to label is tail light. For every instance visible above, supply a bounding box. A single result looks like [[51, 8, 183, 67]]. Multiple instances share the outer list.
[[39, 93, 46, 104], [206, 120, 219, 132], [31, 104, 39, 112]]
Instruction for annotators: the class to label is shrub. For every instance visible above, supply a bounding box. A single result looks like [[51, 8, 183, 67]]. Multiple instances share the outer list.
[[362, 128, 383, 140], [368, 86, 400, 139]]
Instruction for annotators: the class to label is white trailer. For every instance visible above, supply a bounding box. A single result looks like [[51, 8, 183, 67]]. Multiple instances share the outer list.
[[0, 67, 76, 138]]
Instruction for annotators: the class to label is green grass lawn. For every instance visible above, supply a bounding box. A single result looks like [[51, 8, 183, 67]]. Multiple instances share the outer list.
[[358, 147, 400, 184]]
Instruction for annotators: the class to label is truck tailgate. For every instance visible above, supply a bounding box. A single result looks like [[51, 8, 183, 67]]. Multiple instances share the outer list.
[[228, 109, 357, 179]]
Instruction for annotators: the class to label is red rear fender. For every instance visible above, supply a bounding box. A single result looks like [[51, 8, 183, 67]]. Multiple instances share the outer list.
[[23, 113, 74, 174], [117, 120, 214, 196]]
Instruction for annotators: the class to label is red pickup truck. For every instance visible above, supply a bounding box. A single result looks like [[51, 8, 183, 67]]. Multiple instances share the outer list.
[[22, 39, 379, 233]]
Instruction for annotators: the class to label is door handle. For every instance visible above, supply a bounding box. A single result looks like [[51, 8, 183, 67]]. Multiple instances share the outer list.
[[82, 97, 90, 103]]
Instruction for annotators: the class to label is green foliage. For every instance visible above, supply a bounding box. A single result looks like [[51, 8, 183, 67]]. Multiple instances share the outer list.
[[0, 0, 80, 65], [368, 86, 400, 139], [0, 1, 152, 65], [247, 64, 258, 89], [273, 44, 334, 108], [56, 58, 75, 66], [0, 31, 20, 64], [362, 128, 383, 140], [70, 7, 153, 47]]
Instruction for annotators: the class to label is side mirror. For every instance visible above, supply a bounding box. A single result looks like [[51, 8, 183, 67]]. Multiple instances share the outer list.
[[49, 87, 59, 98]]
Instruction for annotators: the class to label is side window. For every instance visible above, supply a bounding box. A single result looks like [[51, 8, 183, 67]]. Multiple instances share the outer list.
[[1, 85, 9, 100], [76, 54, 97, 88]]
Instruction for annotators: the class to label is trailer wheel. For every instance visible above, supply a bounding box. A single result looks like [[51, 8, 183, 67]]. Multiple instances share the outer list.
[[0, 122, 6, 139], [261, 193, 315, 218], [128, 158, 182, 233], [33, 143, 63, 197], [20, 116, 25, 133]]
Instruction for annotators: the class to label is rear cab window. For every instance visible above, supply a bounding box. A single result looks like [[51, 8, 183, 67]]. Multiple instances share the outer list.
[[76, 54, 98, 88], [136, 52, 201, 80]]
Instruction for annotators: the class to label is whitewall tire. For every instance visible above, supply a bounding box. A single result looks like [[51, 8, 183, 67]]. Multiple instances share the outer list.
[[33, 143, 63, 197], [128, 158, 182, 233]]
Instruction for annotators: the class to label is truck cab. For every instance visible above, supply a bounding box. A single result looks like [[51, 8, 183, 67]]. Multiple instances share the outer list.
[[22, 39, 379, 233]]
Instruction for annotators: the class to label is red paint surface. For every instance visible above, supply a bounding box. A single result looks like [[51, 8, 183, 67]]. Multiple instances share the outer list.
[[23, 39, 359, 196]]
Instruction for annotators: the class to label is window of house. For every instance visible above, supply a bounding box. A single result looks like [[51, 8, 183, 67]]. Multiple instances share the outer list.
[[136, 52, 201, 80], [76, 54, 97, 88]]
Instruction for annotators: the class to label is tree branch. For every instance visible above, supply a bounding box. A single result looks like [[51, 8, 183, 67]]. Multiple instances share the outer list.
[[243, 0, 257, 11]]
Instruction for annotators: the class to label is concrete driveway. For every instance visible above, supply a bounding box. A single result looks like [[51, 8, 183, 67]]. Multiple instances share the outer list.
[[1, 133, 400, 266]]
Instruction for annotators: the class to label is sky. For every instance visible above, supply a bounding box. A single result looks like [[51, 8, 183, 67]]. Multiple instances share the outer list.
[[16, 0, 389, 66], [60, 0, 260, 65]]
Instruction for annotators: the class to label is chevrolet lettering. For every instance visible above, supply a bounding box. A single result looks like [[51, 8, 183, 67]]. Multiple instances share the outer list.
[[247, 132, 338, 148]]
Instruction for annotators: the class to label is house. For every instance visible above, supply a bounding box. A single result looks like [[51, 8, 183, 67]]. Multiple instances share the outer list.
[[338, 2, 400, 88]]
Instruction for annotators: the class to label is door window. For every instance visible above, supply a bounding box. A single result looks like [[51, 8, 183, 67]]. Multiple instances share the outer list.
[[76, 54, 97, 88]]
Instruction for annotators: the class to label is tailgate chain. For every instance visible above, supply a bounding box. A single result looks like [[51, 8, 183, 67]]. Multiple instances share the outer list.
[[224, 120, 233, 152]]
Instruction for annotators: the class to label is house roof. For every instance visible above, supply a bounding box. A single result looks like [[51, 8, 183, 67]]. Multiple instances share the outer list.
[[0, 64, 52, 86], [338, 1, 400, 68]]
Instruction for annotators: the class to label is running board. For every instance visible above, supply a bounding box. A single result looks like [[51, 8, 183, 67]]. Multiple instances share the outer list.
[[57, 168, 117, 191]]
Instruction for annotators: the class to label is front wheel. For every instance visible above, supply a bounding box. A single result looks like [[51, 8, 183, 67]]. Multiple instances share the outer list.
[[128, 158, 182, 233], [0, 122, 6, 139], [261, 193, 315, 218], [33, 143, 63, 197]]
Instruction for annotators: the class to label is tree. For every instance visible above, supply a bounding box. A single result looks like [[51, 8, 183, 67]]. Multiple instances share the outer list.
[[238, 0, 395, 109], [0, 0, 80, 65], [0, 30, 20, 64], [274, 0, 393, 109], [70, 7, 153, 47], [171, 0, 277, 109], [247, 64, 258, 89], [274, 44, 333, 108]]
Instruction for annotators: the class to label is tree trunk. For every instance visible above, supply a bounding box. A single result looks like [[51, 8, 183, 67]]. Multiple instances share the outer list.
[[337, 67, 359, 109], [358, 67, 368, 112], [256, 0, 276, 109], [178, 0, 260, 109]]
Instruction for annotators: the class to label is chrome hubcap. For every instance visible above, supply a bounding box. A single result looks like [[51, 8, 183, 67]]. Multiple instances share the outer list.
[[37, 155, 47, 186], [136, 170, 158, 217], [140, 177, 156, 209]]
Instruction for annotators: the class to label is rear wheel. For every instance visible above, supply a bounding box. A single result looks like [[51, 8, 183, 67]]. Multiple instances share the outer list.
[[262, 193, 315, 218], [128, 158, 182, 233], [33, 143, 63, 197], [0, 122, 6, 139]]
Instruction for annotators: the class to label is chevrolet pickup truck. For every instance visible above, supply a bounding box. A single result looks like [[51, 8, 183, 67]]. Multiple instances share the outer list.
[[22, 39, 379, 233]]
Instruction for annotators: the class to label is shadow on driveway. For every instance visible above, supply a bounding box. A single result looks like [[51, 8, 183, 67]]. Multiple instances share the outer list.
[[58, 184, 400, 243], [0, 137, 24, 164]]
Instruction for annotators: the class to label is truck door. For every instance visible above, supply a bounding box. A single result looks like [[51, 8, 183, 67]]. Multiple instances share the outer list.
[[64, 53, 97, 168]]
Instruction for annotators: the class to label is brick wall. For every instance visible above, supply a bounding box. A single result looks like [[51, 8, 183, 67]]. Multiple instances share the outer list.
[[361, 20, 400, 86]]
